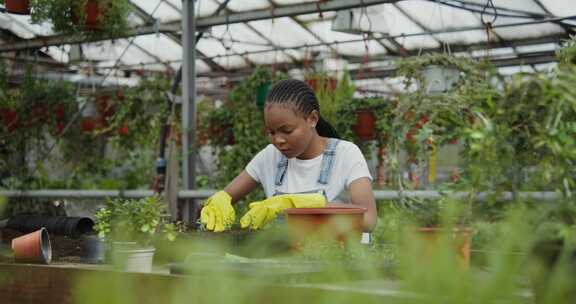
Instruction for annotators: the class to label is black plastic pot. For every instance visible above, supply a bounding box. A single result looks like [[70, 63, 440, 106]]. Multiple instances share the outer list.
[[5, 215, 94, 238]]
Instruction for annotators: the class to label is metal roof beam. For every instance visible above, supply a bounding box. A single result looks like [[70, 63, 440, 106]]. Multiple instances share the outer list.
[[392, 3, 443, 46], [266, 0, 340, 58], [199, 50, 558, 83], [436, 0, 550, 19], [211, 0, 299, 65], [0, 0, 399, 52], [201, 33, 568, 62], [127, 0, 227, 72], [531, 0, 575, 34], [94, 33, 566, 71]]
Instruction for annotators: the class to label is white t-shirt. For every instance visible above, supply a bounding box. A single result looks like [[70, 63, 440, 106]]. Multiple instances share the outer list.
[[245, 139, 372, 202]]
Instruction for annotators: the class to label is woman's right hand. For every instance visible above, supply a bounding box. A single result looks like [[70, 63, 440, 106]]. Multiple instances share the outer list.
[[200, 191, 235, 232]]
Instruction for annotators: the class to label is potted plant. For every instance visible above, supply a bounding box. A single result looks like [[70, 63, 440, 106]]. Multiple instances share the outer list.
[[353, 109, 376, 141], [556, 35, 576, 66], [284, 207, 367, 251], [30, 0, 130, 37], [207, 106, 235, 146], [0, 92, 19, 133], [396, 53, 486, 94], [398, 195, 473, 268], [94, 195, 177, 273], [4, 0, 30, 14]]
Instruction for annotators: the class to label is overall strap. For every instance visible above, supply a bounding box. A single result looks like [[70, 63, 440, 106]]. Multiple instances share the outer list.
[[274, 154, 289, 186], [317, 138, 339, 185]]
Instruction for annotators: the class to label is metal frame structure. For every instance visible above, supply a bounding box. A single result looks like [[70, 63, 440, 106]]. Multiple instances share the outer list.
[[0, 0, 575, 221]]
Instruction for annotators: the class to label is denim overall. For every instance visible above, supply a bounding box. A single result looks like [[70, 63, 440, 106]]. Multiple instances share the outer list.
[[272, 138, 371, 244], [273, 138, 339, 197]]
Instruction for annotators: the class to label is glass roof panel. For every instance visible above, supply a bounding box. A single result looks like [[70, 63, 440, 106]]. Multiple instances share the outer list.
[[498, 65, 535, 75], [4, 14, 53, 36], [166, 0, 183, 11], [457, 0, 546, 15], [539, 0, 576, 16], [213, 55, 248, 69], [130, 0, 180, 22], [228, 43, 271, 55], [91, 40, 157, 65], [197, 38, 229, 56], [434, 29, 488, 45], [533, 62, 557, 72], [246, 52, 292, 65], [0, 14, 36, 39], [248, 17, 319, 47], [209, 23, 270, 46], [307, 20, 365, 43], [195, 0, 220, 17], [46, 46, 69, 64], [274, 0, 317, 4], [225, 0, 270, 11], [516, 43, 558, 54], [493, 22, 564, 40], [471, 47, 515, 58], [396, 0, 481, 31], [296, 12, 336, 22], [334, 40, 386, 57], [400, 35, 441, 50], [132, 34, 182, 61], [382, 4, 427, 35]]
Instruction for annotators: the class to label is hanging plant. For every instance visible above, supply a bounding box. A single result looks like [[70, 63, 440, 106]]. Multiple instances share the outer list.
[[30, 0, 130, 37], [98, 77, 169, 149], [556, 35, 576, 66], [307, 71, 354, 126], [396, 53, 491, 92], [386, 54, 497, 190], [462, 70, 576, 196], [4, 0, 31, 15]]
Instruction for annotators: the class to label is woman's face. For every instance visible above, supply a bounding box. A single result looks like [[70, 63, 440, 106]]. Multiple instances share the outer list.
[[264, 103, 318, 159]]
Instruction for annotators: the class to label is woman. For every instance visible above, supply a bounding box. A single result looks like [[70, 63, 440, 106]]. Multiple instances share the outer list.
[[201, 79, 377, 234]]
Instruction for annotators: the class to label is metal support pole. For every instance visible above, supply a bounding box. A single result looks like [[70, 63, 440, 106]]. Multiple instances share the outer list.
[[181, 0, 198, 223]]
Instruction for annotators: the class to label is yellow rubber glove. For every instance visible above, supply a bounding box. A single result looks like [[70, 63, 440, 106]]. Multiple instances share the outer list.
[[200, 191, 235, 232], [240, 193, 326, 230]]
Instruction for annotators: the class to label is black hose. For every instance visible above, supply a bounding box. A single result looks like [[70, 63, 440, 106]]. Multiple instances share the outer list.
[[5, 215, 94, 238]]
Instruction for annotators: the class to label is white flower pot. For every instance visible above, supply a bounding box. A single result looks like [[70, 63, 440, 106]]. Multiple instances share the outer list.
[[111, 242, 155, 273], [80, 99, 98, 118], [421, 65, 460, 93]]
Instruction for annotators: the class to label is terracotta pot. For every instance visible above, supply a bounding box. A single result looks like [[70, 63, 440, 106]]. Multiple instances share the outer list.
[[84, 0, 102, 30], [209, 122, 234, 145], [97, 95, 115, 118], [305, 77, 337, 92], [1, 108, 19, 132], [11, 227, 52, 264], [30, 103, 49, 126], [80, 117, 97, 133], [284, 207, 366, 251], [353, 110, 376, 141], [5, 0, 30, 15], [415, 227, 472, 269], [117, 122, 129, 136]]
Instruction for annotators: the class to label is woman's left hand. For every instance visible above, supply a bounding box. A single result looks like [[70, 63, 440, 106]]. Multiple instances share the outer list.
[[240, 193, 326, 230]]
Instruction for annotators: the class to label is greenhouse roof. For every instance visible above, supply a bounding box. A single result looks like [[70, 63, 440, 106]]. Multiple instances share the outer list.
[[0, 0, 575, 97]]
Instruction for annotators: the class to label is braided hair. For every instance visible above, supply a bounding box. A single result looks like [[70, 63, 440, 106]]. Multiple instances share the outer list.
[[265, 79, 340, 138]]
